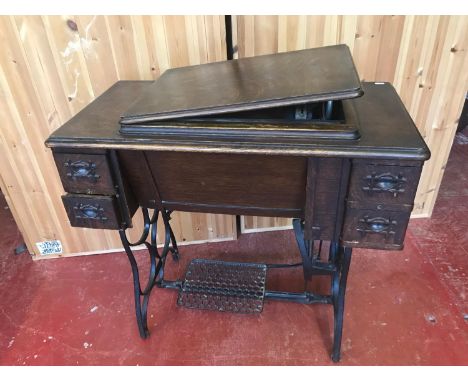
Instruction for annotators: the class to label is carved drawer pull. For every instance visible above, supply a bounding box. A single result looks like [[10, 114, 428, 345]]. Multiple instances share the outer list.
[[362, 172, 406, 197], [64, 160, 100, 182], [74, 203, 108, 222], [357, 216, 396, 235]]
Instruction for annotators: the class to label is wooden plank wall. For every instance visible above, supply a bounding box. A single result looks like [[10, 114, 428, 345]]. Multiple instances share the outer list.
[[0, 15, 234, 259], [1, 15, 467, 256], [236, 15, 468, 231]]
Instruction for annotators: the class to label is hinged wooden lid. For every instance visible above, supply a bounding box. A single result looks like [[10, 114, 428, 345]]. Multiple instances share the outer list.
[[120, 44, 363, 124]]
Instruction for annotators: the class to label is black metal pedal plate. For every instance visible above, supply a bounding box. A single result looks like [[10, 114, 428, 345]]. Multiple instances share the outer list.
[[177, 259, 267, 313]]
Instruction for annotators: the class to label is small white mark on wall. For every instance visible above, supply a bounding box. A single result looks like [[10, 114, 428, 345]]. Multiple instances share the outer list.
[[84, 16, 97, 42], [68, 69, 80, 101], [61, 38, 82, 64], [90, 306, 98, 313], [60, 15, 98, 67], [19, 23, 27, 42], [80, 16, 98, 59]]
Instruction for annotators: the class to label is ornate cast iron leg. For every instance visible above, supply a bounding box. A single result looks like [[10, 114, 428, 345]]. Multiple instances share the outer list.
[[119, 207, 179, 339], [120, 211, 352, 361], [291, 218, 353, 362], [331, 246, 352, 362]]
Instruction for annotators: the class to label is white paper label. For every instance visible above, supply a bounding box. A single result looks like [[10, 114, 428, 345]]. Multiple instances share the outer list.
[[36, 240, 63, 256]]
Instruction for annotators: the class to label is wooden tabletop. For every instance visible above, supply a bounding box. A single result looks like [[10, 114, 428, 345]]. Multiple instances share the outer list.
[[121, 45, 363, 124], [46, 81, 430, 161]]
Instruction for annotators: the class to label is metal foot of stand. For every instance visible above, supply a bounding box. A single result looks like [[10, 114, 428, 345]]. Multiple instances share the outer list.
[[119, 209, 352, 362]]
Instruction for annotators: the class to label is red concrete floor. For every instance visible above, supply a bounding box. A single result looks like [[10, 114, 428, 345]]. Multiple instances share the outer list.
[[0, 132, 467, 366]]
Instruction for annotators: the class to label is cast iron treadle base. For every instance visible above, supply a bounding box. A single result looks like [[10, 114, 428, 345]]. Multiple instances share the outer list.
[[177, 259, 267, 313], [121, 208, 352, 362]]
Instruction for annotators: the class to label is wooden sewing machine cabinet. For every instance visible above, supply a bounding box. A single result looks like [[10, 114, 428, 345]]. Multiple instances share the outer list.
[[45, 45, 430, 362]]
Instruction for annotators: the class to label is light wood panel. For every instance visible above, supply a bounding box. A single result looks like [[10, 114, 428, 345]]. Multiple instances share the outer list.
[[236, 15, 468, 231], [0, 15, 231, 259], [241, 216, 291, 233], [1, 15, 467, 256]]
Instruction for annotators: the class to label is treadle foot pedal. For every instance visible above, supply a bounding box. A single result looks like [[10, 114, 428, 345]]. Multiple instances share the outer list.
[[177, 259, 267, 313]]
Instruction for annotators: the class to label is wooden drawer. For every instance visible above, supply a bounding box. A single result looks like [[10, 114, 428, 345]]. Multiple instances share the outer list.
[[62, 194, 123, 229], [54, 152, 116, 195], [341, 206, 411, 250], [348, 163, 422, 208]]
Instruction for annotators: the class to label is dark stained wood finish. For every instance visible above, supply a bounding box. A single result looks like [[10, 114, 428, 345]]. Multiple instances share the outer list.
[[348, 161, 422, 209], [117, 150, 161, 210], [304, 157, 345, 241], [108, 150, 139, 228], [45, 82, 431, 162], [144, 151, 307, 216], [54, 152, 115, 195], [120, 45, 362, 124], [62, 194, 123, 229], [119, 115, 361, 142], [161, 202, 301, 218], [341, 206, 411, 250], [45, 52, 430, 251], [120, 98, 362, 144]]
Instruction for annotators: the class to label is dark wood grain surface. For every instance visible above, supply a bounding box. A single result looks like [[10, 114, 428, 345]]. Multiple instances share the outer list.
[[62, 194, 122, 229], [45, 81, 430, 161], [120, 45, 362, 123], [304, 157, 343, 240], [144, 151, 307, 217], [347, 162, 422, 209], [54, 152, 115, 195], [47, 86, 429, 248], [341, 206, 411, 250]]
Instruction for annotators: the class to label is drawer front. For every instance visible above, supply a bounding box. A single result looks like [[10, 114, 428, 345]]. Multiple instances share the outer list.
[[54, 152, 116, 195], [62, 194, 122, 229], [341, 207, 410, 249], [348, 163, 421, 207]]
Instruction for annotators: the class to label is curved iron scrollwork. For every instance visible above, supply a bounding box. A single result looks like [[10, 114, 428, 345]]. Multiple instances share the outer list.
[[119, 208, 179, 339], [291, 218, 352, 362], [119, 211, 352, 362]]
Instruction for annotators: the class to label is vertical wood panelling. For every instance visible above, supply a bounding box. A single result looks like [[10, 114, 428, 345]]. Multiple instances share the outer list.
[[254, 16, 278, 55], [235, 15, 468, 231], [374, 16, 406, 82], [0, 15, 231, 259], [1, 15, 466, 255], [411, 16, 468, 215], [105, 16, 141, 80], [242, 216, 291, 233], [41, 16, 95, 114], [75, 16, 119, 96]]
